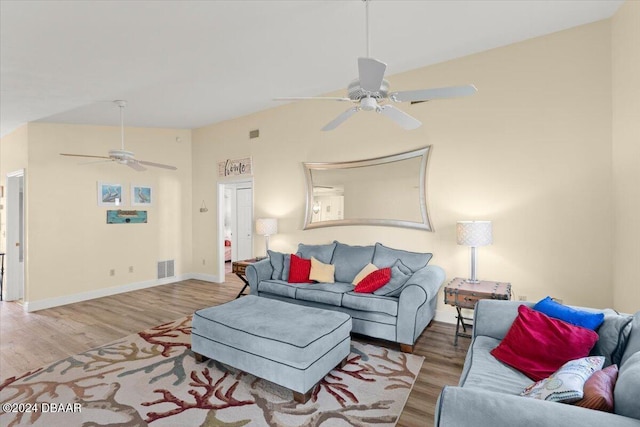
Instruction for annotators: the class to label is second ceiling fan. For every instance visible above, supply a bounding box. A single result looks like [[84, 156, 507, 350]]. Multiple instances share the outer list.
[[276, 0, 477, 131]]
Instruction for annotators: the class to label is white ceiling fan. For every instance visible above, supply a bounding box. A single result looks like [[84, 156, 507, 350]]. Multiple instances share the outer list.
[[60, 100, 177, 171], [275, 0, 477, 131]]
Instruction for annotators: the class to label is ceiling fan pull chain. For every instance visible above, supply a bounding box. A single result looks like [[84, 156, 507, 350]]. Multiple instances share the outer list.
[[119, 102, 125, 151]]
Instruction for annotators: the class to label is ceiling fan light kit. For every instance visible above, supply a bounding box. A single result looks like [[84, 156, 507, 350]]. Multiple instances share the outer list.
[[275, 0, 477, 131], [60, 100, 178, 171]]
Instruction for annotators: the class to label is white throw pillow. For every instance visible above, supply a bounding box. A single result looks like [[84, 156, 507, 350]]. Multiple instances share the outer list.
[[521, 356, 605, 403], [352, 263, 378, 285]]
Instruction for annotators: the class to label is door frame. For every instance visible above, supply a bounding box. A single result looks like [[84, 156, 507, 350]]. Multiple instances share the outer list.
[[216, 177, 253, 283], [4, 169, 26, 302]]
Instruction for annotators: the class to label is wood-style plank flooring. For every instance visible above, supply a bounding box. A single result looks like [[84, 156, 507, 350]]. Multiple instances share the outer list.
[[0, 275, 470, 426]]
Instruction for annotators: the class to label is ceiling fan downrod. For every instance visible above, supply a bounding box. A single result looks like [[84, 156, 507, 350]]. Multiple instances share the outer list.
[[364, 0, 370, 58], [115, 100, 127, 151]]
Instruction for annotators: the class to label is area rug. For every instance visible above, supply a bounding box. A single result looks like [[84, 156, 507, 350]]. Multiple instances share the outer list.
[[1, 315, 424, 426]]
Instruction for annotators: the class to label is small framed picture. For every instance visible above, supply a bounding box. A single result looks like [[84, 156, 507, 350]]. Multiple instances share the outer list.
[[97, 182, 124, 207], [131, 184, 152, 206]]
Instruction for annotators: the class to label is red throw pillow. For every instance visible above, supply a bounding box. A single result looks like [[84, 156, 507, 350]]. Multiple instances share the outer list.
[[288, 254, 313, 283], [354, 268, 391, 293], [490, 305, 599, 381], [573, 364, 618, 412]]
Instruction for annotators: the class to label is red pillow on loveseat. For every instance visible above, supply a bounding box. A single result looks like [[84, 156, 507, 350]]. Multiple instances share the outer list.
[[490, 305, 599, 381]]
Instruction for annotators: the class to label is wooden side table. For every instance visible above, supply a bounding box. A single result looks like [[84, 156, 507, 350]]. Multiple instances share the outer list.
[[444, 277, 511, 345], [232, 258, 264, 298]]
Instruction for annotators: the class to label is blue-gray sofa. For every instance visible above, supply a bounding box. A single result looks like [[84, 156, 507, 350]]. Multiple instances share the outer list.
[[246, 241, 445, 353], [435, 299, 640, 426]]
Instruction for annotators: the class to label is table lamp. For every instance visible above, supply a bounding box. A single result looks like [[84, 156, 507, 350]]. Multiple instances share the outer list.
[[457, 220, 492, 284], [256, 218, 278, 256]]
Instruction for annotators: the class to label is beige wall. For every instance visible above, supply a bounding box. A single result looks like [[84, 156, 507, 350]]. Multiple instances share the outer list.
[[193, 19, 621, 318], [612, 1, 640, 314], [0, 124, 28, 254], [2, 122, 193, 305]]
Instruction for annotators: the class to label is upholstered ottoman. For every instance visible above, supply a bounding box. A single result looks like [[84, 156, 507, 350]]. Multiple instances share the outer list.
[[191, 295, 352, 403]]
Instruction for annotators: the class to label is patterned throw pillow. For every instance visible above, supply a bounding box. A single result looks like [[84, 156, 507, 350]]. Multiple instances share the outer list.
[[521, 356, 605, 403]]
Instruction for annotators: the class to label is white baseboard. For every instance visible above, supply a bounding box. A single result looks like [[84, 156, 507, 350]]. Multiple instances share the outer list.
[[189, 273, 223, 283], [24, 274, 192, 312]]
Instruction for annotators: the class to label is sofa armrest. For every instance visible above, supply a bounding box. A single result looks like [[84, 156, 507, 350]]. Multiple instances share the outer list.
[[245, 259, 273, 295], [473, 299, 534, 340], [435, 386, 640, 427], [396, 265, 445, 344]]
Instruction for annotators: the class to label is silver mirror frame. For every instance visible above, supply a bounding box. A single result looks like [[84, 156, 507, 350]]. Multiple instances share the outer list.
[[303, 146, 433, 231]]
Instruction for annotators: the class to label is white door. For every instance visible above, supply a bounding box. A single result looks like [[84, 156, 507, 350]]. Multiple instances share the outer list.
[[4, 170, 25, 301], [236, 187, 253, 260]]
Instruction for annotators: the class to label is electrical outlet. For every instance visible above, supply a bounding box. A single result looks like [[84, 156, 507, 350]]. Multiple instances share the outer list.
[[109, 269, 115, 276], [518, 295, 527, 301], [129, 266, 134, 273]]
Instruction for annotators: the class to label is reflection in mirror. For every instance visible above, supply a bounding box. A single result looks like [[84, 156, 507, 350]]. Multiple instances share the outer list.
[[303, 146, 433, 231]]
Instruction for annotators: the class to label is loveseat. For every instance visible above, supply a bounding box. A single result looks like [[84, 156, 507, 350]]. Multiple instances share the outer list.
[[435, 299, 640, 426], [246, 241, 445, 353]]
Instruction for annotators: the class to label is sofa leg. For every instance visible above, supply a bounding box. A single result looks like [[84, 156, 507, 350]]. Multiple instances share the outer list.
[[193, 351, 209, 363], [293, 388, 313, 404], [399, 343, 414, 354]]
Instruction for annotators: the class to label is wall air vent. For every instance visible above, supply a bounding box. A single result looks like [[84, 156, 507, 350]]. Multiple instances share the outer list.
[[157, 260, 175, 279]]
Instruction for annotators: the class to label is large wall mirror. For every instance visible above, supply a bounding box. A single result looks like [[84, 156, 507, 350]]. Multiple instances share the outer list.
[[303, 146, 433, 231]]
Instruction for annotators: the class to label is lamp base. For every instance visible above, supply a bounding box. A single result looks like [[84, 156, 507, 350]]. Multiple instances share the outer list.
[[464, 278, 481, 284]]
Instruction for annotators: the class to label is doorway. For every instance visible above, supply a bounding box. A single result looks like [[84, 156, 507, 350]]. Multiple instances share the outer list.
[[218, 179, 253, 281], [4, 169, 25, 302]]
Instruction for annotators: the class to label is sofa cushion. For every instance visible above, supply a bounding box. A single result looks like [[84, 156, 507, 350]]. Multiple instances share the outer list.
[[309, 256, 335, 283], [295, 282, 353, 307], [331, 242, 375, 283], [590, 309, 633, 367], [342, 291, 399, 317], [573, 364, 618, 412], [533, 296, 604, 330], [490, 305, 599, 381], [371, 242, 432, 272], [268, 250, 286, 280], [620, 311, 640, 367], [297, 242, 337, 264], [258, 279, 300, 299], [460, 336, 533, 394], [520, 356, 605, 403], [614, 351, 640, 419], [373, 259, 413, 296], [354, 268, 391, 293], [288, 254, 313, 283]]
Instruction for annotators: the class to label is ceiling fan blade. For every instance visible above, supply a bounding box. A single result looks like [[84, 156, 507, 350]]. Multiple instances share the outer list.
[[390, 84, 477, 103], [78, 159, 114, 166], [321, 107, 359, 131], [60, 153, 111, 159], [379, 105, 422, 130], [358, 57, 387, 92], [127, 161, 146, 171], [274, 97, 352, 102], [138, 160, 178, 170]]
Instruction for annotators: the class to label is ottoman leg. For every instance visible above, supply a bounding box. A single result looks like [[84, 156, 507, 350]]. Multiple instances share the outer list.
[[293, 388, 314, 404], [193, 351, 209, 363], [337, 356, 348, 369]]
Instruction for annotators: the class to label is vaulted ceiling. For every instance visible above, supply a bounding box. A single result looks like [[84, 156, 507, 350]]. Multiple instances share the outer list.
[[0, 0, 623, 137]]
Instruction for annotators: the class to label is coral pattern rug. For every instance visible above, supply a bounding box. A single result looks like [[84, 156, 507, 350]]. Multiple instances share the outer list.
[[1, 315, 424, 426]]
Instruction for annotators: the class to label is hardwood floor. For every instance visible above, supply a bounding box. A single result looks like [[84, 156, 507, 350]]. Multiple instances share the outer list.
[[0, 275, 470, 426]]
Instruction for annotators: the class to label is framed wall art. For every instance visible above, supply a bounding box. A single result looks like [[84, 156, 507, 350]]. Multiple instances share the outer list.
[[97, 182, 124, 207], [131, 184, 152, 206]]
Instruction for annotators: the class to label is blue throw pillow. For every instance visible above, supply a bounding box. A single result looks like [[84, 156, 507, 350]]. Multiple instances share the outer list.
[[373, 259, 413, 297], [533, 296, 604, 330]]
